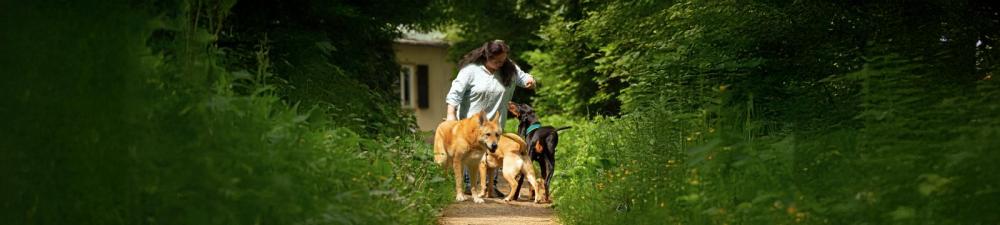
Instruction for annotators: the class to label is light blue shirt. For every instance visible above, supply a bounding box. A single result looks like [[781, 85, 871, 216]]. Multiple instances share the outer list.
[[446, 63, 532, 130]]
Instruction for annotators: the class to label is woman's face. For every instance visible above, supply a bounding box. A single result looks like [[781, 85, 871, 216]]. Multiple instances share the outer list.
[[485, 52, 507, 72]]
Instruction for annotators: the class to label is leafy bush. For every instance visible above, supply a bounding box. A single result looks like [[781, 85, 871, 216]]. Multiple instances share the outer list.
[[528, 1, 1000, 224], [1, 1, 450, 224], [218, 0, 437, 138]]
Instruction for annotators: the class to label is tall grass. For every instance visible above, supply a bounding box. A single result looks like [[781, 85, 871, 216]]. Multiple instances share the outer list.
[[1, 1, 450, 224], [522, 1, 1000, 224], [548, 59, 1000, 224]]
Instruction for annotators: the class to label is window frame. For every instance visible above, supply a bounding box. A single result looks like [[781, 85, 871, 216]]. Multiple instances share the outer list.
[[398, 64, 416, 108]]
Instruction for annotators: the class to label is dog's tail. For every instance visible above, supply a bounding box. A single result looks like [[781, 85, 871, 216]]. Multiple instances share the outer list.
[[555, 126, 573, 132], [433, 121, 458, 167], [503, 133, 526, 146]]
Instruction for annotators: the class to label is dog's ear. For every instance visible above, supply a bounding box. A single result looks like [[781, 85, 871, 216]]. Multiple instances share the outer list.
[[491, 111, 501, 124], [477, 111, 487, 125], [507, 102, 520, 117]]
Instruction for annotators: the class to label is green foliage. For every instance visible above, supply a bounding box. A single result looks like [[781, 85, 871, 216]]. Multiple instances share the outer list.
[[430, 0, 556, 104], [219, 0, 439, 138], [1, 1, 449, 224], [431, 0, 551, 62], [526, 0, 1000, 224], [523, 0, 623, 116]]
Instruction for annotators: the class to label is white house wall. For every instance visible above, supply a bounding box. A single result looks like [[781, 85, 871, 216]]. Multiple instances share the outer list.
[[392, 43, 456, 131]]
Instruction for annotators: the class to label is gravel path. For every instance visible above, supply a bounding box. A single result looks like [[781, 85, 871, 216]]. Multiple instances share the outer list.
[[438, 178, 559, 225]]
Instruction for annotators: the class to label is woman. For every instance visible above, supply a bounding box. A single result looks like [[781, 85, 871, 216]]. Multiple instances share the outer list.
[[446, 40, 535, 125], [445, 40, 535, 197]]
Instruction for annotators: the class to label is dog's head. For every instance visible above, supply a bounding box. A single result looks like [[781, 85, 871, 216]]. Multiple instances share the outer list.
[[473, 111, 502, 153], [507, 102, 523, 118], [507, 102, 538, 122]]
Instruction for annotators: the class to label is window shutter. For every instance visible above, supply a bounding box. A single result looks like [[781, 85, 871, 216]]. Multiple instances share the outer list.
[[417, 65, 429, 109]]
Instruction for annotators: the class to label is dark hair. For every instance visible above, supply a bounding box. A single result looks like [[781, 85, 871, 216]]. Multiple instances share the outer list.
[[458, 40, 517, 86]]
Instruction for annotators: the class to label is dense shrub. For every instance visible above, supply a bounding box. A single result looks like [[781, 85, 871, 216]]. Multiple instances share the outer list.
[[218, 0, 438, 137], [1, 1, 450, 224], [525, 1, 1000, 224]]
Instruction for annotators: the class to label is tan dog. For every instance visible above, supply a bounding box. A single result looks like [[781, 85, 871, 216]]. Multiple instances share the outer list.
[[433, 111, 502, 203], [480, 133, 549, 203]]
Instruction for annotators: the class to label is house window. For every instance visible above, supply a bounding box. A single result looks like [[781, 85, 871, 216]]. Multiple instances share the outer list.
[[396, 64, 429, 109], [398, 64, 415, 108]]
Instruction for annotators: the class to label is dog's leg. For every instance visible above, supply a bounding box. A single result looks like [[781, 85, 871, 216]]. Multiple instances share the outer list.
[[452, 152, 467, 202], [470, 159, 486, 203], [535, 150, 549, 200], [520, 157, 548, 203], [545, 134, 559, 201], [512, 173, 524, 201], [501, 156, 522, 202], [511, 151, 529, 200], [478, 160, 492, 199], [486, 165, 497, 198]]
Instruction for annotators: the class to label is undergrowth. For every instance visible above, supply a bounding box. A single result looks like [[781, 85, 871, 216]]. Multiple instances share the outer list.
[[1, 1, 450, 224]]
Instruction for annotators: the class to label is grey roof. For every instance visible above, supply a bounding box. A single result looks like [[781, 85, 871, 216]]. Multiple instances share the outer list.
[[395, 28, 449, 47]]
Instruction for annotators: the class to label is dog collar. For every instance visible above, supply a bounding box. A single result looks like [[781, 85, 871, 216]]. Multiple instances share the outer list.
[[526, 122, 542, 135]]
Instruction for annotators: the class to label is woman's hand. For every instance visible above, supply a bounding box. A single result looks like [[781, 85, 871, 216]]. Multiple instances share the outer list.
[[524, 77, 536, 90]]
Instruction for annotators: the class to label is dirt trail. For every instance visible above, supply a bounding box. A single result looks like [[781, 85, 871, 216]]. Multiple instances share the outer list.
[[438, 178, 559, 225]]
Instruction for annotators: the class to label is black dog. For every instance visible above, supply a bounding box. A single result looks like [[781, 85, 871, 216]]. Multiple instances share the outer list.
[[507, 102, 572, 201]]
